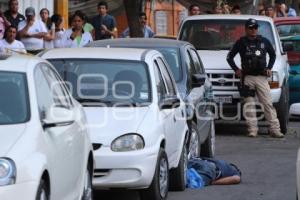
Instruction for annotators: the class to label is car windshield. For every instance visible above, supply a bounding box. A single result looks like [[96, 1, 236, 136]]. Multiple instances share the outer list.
[[48, 59, 151, 106], [0, 71, 30, 124], [154, 48, 181, 82], [179, 19, 275, 50], [276, 24, 300, 37]]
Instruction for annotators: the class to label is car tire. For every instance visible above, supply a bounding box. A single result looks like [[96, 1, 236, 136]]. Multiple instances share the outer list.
[[82, 162, 93, 200], [169, 144, 187, 191], [201, 121, 215, 158], [140, 148, 169, 200], [36, 179, 49, 200], [275, 85, 289, 134], [188, 121, 201, 159]]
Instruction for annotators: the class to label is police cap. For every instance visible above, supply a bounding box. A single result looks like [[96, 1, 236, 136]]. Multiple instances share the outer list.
[[245, 18, 259, 29]]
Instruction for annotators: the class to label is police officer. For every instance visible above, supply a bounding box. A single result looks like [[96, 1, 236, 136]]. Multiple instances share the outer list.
[[226, 18, 284, 138]]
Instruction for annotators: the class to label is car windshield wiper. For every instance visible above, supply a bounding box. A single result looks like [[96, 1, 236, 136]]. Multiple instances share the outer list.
[[76, 98, 113, 106]]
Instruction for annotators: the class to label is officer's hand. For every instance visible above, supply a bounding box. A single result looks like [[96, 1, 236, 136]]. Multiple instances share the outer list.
[[266, 69, 272, 77], [235, 69, 242, 77]]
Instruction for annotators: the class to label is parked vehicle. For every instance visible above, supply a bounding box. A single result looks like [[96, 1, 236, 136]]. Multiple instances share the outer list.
[[0, 55, 93, 200], [41, 48, 189, 200], [289, 103, 300, 199], [86, 38, 215, 158], [281, 35, 300, 105], [273, 17, 300, 38], [178, 15, 290, 134], [297, 147, 300, 200]]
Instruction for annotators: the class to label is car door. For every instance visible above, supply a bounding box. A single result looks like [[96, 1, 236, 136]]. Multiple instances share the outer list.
[[186, 47, 211, 142], [34, 64, 83, 199], [156, 57, 185, 164]]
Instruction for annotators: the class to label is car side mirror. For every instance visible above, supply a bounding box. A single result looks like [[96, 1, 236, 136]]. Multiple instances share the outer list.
[[282, 41, 294, 52], [160, 96, 180, 109], [192, 74, 206, 88], [42, 106, 75, 129]]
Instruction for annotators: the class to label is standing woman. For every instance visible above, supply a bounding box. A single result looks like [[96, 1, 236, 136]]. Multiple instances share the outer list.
[[51, 14, 64, 48], [62, 11, 93, 48], [40, 8, 54, 49]]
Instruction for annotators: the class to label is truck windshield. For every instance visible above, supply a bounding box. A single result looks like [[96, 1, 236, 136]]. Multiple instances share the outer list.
[[179, 19, 275, 50]]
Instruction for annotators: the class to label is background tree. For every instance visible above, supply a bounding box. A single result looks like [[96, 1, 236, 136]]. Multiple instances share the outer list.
[[123, 0, 144, 37]]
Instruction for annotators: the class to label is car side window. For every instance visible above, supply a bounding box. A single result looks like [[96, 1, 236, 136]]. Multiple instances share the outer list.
[[186, 50, 197, 75], [40, 64, 72, 109], [34, 66, 56, 119], [153, 61, 168, 101], [156, 58, 176, 96], [189, 48, 205, 74]]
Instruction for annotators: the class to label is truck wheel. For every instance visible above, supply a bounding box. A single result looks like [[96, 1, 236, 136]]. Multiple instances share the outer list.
[[276, 86, 289, 134], [169, 144, 187, 191], [201, 121, 215, 158], [188, 121, 200, 159], [140, 148, 169, 200]]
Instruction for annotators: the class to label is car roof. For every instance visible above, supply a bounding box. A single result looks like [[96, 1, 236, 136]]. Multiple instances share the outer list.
[[40, 47, 154, 61], [87, 38, 190, 49], [183, 14, 273, 23], [273, 17, 300, 25], [0, 54, 44, 73]]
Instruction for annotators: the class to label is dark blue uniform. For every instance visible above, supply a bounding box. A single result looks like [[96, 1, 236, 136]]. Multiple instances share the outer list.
[[227, 35, 276, 76]]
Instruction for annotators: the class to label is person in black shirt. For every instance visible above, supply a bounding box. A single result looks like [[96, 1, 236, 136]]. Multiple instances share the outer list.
[[4, 0, 25, 28], [91, 1, 117, 40], [227, 18, 284, 138]]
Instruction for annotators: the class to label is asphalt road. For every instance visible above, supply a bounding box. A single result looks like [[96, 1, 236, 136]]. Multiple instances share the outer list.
[[94, 121, 300, 200]]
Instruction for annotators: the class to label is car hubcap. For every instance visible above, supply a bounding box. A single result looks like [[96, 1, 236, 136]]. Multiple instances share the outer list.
[[183, 146, 188, 185], [82, 169, 92, 200], [210, 122, 216, 157], [188, 127, 200, 159], [159, 158, 168, 198]]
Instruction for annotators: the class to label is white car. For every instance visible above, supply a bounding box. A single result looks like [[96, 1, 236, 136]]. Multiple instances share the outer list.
[[297, 147, 300, 200], [178, 15, 290, 133], [0, 55, 94, 200], [290, 103, 300, 199], [41, 48, 189, 200]]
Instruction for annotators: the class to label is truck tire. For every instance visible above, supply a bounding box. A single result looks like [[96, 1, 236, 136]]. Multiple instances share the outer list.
[[200, 121, 215, 158], [187, 121, 201, 159], [275, 85, 289, 134]]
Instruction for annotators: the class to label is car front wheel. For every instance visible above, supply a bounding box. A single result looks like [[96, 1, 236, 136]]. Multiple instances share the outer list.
[[201, 121, 215, 158], [140, 148, 169, 200], [169, 144, 187, 191], [82, 162, 93, 200], [36, 179, 49, 200]]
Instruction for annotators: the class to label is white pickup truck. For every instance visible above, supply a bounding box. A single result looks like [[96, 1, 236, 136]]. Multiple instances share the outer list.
[[178, 15, 289, 133]]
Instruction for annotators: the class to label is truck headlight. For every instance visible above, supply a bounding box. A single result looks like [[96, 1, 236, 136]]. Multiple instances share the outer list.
[[111, 134, 144, 152], [268, 71, 280, 89], [0, 158, 16, 186]]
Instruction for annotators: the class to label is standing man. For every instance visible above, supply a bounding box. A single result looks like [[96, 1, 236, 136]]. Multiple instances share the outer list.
[[4, 0, 25, 28], [18, 7, 49, 54], [92, 1, 117, 40], [121, 12, 154, 38], [226, 18, 284, 138], [0, 25, 26, 54]]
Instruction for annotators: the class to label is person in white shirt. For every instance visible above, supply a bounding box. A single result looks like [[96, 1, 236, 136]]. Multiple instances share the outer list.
[[0, 25, 26, 54], [62, 11, 93, 48], [51, 14, 65, 48], [17, 7, 50, 54], [40, 8, 55, 49]]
